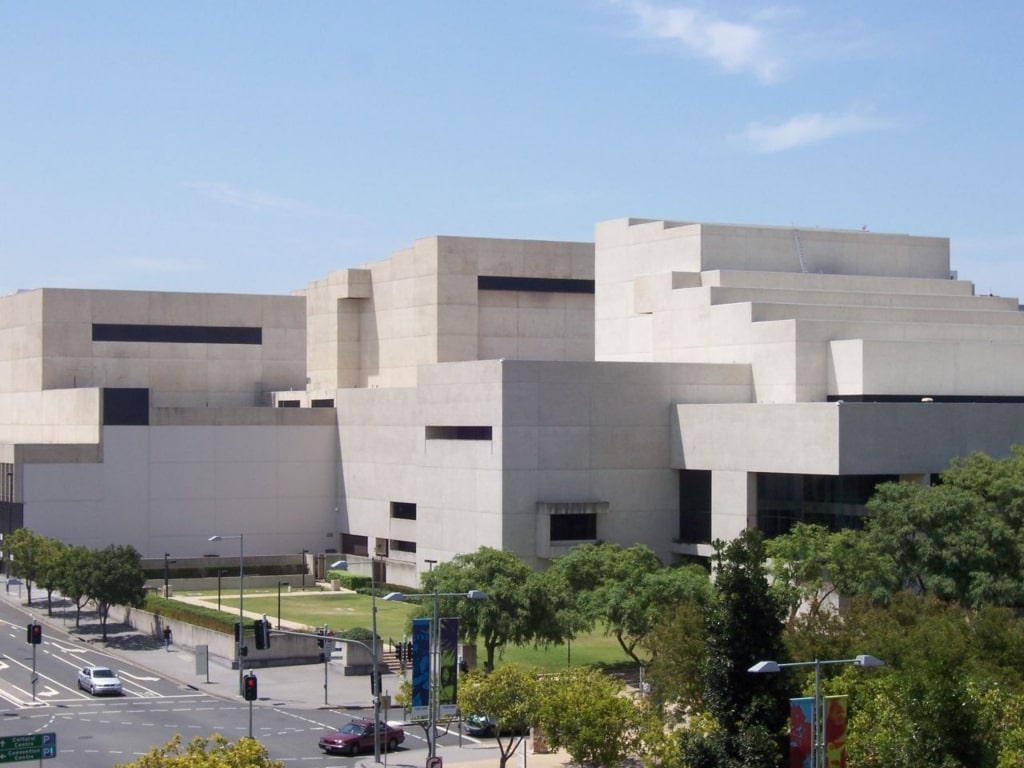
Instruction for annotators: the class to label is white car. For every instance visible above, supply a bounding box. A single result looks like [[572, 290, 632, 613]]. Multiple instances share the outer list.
[[77, 666, 123, 696]]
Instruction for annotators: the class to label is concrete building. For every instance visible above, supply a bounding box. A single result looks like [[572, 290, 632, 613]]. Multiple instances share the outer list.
[[2, 218, 1024, 587]]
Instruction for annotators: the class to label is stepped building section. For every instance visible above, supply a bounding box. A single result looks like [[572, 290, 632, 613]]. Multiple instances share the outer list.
[[2, 219, 1023, 586]]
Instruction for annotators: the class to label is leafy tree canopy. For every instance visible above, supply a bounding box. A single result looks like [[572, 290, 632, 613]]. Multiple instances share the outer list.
[[458, 664, 540, 768], [114, 734, 284, 768], [422, 547, 543, 670]]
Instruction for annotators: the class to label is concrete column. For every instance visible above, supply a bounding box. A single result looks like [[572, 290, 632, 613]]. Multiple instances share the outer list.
[[710, 470, 757, 542]]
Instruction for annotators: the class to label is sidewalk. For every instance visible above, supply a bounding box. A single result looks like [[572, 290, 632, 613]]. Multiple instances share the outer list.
[[3, 582, 573, 768]]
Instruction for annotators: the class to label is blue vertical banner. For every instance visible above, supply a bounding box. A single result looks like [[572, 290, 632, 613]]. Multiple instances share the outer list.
[[789, 697, 814, 768], [410, 618, 430, 718], [438, 617, 459, 716]]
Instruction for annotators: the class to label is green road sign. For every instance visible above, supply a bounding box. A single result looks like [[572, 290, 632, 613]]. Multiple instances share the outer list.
[[0, 732, 57, 763]]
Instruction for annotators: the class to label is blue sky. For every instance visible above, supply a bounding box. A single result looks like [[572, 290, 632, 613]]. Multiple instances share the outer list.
[[3, 2, 1023, 299]]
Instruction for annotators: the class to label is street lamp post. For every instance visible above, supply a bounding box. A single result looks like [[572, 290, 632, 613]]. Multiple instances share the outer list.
[[383, 588, 488, 759], [301, 549, 309, 589], [277, 581, 289, 630], [749, 654, 885, 768], [209, 534, 245, 696], [332, 556, 383, 764], [163, 552, 176, 597]]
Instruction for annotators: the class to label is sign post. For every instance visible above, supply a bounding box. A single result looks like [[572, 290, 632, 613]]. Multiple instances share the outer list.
[[0, 733, 57, 763]]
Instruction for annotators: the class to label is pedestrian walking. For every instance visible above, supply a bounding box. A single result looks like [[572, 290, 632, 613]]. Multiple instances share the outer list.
[[163, 625, 172, 651]]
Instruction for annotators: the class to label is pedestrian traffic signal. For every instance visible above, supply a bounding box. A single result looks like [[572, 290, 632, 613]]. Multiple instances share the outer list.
[[253, 619, 270, 650], [26, 623, 42, 644], [243, 673, 258, 701]]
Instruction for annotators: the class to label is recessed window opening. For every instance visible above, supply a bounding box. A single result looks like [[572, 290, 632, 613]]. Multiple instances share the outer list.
[[425, 426, 493, 440]]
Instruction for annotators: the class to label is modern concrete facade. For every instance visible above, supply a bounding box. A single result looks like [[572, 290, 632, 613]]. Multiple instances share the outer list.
[[3, 219, 1024, 586]]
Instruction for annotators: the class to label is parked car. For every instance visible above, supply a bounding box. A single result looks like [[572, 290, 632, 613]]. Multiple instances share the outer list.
[[462, 714, 529, 738], [318, 718, 405, 755], [77, 666, 123, 696]]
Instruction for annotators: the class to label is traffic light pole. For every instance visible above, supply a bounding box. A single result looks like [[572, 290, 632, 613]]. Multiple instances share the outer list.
[[30, 617, 38, 702]]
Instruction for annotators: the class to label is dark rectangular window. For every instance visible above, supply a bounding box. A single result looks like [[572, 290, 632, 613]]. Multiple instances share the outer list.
[[102, 388, 150, 426], [92, 323, 262, 345], [425, 426, 493, 440], [550, 514, 597, 542], [678, 470, 712, 544], [391, 539, 417, 553], [341, 534, 369, 557], [756, 473, 898, 537], [311, 399, 335, 408], [391, 502, 417, 520], [478, 276, 595, 294], [277, 400, 300, 408]]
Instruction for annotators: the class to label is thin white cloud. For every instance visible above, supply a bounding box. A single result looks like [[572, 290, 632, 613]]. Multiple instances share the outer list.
[[184, 181, 332, 217], [616, 0, 786, 83], [740, 110, 890, 153]]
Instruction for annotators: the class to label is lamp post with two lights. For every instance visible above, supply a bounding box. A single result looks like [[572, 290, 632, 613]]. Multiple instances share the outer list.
[[383, 587, 488, 759], [208, 533, 245, 696], [331, 556, 385, 763], [749, 654, 885, 768]]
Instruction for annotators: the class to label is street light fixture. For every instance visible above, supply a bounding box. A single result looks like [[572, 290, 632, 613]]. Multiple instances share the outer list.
[[209, 534, 245, 696], [276, 581, 289, 630], [383, 588, 488, 759], [749, 654, 885, 768], [333, 556, 384, 763], [163, 552, 177, 597]]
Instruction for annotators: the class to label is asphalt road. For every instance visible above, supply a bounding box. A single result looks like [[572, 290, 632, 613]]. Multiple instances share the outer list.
[[0, 591, 504, 767]]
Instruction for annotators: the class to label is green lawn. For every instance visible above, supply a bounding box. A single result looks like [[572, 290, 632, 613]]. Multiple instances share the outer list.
[[190, 590, 636, 673]]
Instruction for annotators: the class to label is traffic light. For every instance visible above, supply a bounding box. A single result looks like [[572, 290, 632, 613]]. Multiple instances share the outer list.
[[26, 623, 42, 644], [396, 642, 404, 664], [370, 670, 382, 695], [234, 622, 242, 642], [253, 619, 270, 650], [243, 673, 258, 701], [316, 627, 325, 648]]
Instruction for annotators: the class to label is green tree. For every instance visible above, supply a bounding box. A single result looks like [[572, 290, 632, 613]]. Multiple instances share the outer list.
[[458, 665, 540, 768], [866, 479, 1022, 607], [35, 537, 67, 616], [839, 595, 1000, 767], [86, 544, 147, 640], [599, 545, 711, 666], [6, 527, 47, 606], [56, 544, 93, 627], [681, 530, 788, 768], [535, 543, 608, 651], [536, 666, 645, 768], [765, 523, 896, 620], [422, 547, 543, 671], [114, 734, 284, 767], [643, 599, 708, 717], [545, 542, 711, 666]]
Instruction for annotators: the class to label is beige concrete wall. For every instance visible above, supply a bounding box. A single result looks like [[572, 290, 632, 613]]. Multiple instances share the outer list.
[[0, 288, 308, 407], [0, 388, 102, 444], [594, 218, 1024, 404], [21, 422, 338, 557], [303, 236, 594, 392], [0, 289, 44, 394]]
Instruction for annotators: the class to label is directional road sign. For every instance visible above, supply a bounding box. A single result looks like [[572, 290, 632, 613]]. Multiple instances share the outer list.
[[0, 732, 57, 763]]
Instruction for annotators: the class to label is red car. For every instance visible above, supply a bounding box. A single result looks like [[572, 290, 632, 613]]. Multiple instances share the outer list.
[[318, 718, 405, 756]]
